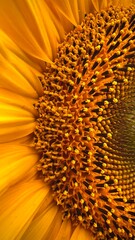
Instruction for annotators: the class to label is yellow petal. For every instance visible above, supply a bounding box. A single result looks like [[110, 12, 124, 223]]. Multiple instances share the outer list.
[[68, 1, 80, 24], [90, 0, 101, 11], [77, 0, 99, 22], [0, 144, 38, 194], [0, 31, 43, 97], [46, 0, 98, 34], [0, 122, 35, 143], [45, 0, 75, 39], [70, 225, 94, 240], [108, 0, 134, 6], [0, 58, 37, 98], [0, 30, 41, 72], [44, 208, 62, 240], [90, 0, 109, 10], [47, 0, 78, 26], [0, 104, 34, 125], [22, 204, 60, 240], [0, 0, 61, 62], [55, 219, 72, 240], [0, 180, 49, 240], [0, 89, 37, 115], [0, 90, 35, 142], [5, 134, 34, 146]]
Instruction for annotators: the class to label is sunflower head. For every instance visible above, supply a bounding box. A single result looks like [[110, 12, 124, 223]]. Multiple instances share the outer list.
[[33, 4, 135, 240]]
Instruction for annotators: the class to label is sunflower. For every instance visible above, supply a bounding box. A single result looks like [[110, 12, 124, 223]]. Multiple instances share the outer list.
[[0, 0, 135, 240]]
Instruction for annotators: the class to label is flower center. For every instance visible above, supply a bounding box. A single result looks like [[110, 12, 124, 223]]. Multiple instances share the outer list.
[[34, 5, 135, 240]]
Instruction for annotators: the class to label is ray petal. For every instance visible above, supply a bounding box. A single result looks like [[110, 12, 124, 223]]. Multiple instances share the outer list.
[[0, 91, 35, 142], [3, 134, 35, 147], [0, 89, 37, 115], [0, 0, 62, 62], [109, 0, 134, 6], [0, 181, 49, 240], [77, 0, 99, 22], [0, 144, 38, 193], [0, 30, 42, 72], [22, 204, 60, 240], [47, 0, 78, 26], [0, 31, 43, 97], [70, 225, 94, 240], [55, 219, 72, 240]]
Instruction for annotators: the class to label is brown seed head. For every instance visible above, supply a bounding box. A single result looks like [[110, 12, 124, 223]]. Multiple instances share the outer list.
[[34, 5, 135, 240]]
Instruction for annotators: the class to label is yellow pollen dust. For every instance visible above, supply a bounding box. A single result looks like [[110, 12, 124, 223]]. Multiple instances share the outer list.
[[34, 4, 135, 240]]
